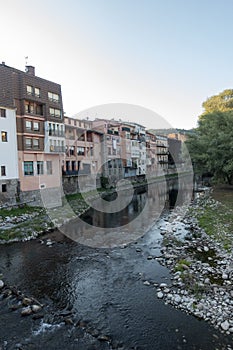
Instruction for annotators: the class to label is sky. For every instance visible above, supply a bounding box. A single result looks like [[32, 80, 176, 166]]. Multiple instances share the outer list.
[[1, 0, 233, 130]]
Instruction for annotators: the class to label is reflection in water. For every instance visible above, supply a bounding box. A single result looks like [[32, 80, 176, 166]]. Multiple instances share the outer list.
[[60, 176, 193, 248]]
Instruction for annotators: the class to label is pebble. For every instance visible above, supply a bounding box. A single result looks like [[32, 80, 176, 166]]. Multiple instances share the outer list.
[[0, 280, 4, 289], [221, 320, 230, 331], [31, 305, 41, 313], [21, 307, 32, 316], [156, 195, 233, 335], [157, 292, 164, 299]]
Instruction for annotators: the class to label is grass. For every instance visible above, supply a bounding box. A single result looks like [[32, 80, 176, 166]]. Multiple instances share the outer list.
[[193, 188, 233, 252], [174, 259, 191, 272], [0, 205, 43, 219]]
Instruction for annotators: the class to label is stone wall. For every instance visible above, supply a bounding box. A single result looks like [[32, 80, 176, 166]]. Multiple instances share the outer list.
[[19, 186, 63, 208], [0, 179, 19, 206], [62, 174, 101, 195]]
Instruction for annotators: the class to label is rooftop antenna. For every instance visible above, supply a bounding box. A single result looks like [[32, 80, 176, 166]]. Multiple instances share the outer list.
[[25, 56, 28, 66]]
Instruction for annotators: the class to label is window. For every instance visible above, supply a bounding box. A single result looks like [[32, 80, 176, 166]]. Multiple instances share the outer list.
[[35, 87, 40, 97], [77, 147, 85, 156], [36, 104, 43, 115], [1, 166, 6, 176], [70, 146, 75, 156], [46, 161, 52, 175], [33, 138, 39, 149], [26, 85, 33, 95], [48, 92, 59, 102], [24, 161, 34, 176], [0, 108, 6, 118], [2, 184, 7, 192], [1, 131, 8, 142], [108, 147, 111, 155], [49, 108, 61, 118], [37, 161, 44, 175], [25, 138, 32, 148], [33, 122, 39, 131], [26, 120, 32, 130], [25, 101, 34, 114]]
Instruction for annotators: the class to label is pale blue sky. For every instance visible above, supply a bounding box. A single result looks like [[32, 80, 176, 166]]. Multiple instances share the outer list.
[[1, 0, 233, 129]]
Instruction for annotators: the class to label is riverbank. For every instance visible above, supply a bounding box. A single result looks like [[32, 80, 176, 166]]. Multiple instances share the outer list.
[[156, 188, 233, 336], [0, 171, 192, 244]]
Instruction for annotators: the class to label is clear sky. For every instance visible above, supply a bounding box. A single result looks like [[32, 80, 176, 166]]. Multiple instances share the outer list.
[[1, 0, 233, 129]]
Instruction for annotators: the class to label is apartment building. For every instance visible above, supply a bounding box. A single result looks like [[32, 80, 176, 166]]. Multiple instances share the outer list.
[[92, 119, 124, 184], [145, 131, 158, 178], [0, 106, 18, 204], [0, 62, 65, 206], [156, 135, 169, 173], [63, 116, 103, 193]]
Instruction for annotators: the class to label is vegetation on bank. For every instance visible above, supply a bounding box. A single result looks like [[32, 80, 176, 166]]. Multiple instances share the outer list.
[[190, 188, 233, 252], [186, 89, 233, 185]]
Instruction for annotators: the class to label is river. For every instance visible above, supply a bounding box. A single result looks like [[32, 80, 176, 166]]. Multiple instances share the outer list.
[[0, 177, 232, 349]]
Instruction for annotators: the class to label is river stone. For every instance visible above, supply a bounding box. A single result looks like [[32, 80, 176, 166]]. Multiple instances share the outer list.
[[159, 283, 167, 288], [157, 292, 164, 299], [21, 307, 32, 316], [203, 246, 209, 252], [0, 280, 4, 289], [174, 295, 182, 304], [143, 281, 150, 286], [221, 320, 230, 331], [22, 297, 32, 306], [31, 305, 41, 313], [222, 273, 228, 280]]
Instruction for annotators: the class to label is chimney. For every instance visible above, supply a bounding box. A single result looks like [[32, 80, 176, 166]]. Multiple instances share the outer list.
[[25, 65, 35, 76], [2, 61, 5, 65]]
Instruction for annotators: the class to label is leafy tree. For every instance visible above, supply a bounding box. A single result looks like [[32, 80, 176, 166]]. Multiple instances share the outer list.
[[202, 89, 233, 114], [186, 110, 233, 185]]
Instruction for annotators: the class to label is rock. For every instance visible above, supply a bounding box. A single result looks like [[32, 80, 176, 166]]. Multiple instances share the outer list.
[[31, 304, 41, 313], [21, 307, 32, 316], [22, 297, 32, 306], [174, 295, 182, 304], [143, 281, 150, 286], [222, 273, 228, 280], [97, 335, 110, 341], [157, 292, 164, 299], [147, 256, 153, 260], [203, 246, 209, 252], [221, 320, 230, 331], [0, 280, 4, 289], [64, 317, 74, 325], [136, 248, 142, 252], [159, 283, 167, 288]]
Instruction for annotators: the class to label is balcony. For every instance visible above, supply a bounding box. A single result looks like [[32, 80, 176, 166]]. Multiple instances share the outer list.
[[48, 130, 65, 137], [62, 169, 91, 176], [50, 145, 65, 153]]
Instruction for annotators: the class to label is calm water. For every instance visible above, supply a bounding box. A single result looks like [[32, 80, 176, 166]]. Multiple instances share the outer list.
[[0, 177, 232, 349]]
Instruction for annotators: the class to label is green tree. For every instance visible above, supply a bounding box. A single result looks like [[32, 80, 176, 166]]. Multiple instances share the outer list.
[[186, 110, 233, 185], [202, 89, 233, 114]]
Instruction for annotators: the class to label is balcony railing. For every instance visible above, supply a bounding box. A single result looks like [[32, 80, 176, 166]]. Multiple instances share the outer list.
[[48, 130, 65, 137], [62, 169, 91, 176], [50, 146, 65, 153]]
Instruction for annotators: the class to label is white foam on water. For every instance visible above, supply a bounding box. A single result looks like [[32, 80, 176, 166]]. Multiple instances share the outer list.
[[33, 321, 64, 336]]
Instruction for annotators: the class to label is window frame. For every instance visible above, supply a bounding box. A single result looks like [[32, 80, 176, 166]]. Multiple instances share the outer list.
[[1, 131, 8, 142], [1, 166, 6, 176], [24, 161, 34, 176], [37, 161, 44, 175], [0, 108, 6, 118]]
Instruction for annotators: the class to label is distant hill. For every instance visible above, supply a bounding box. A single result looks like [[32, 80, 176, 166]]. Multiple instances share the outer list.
[[148, 128, 195, 136]]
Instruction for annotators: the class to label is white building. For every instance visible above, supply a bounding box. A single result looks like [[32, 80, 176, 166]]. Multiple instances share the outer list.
[[0, 107, 19, 204]]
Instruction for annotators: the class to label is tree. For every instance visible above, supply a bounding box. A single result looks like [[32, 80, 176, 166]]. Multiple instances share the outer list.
[[186, 110, 233, 185], [202, 89, 233, 114]]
